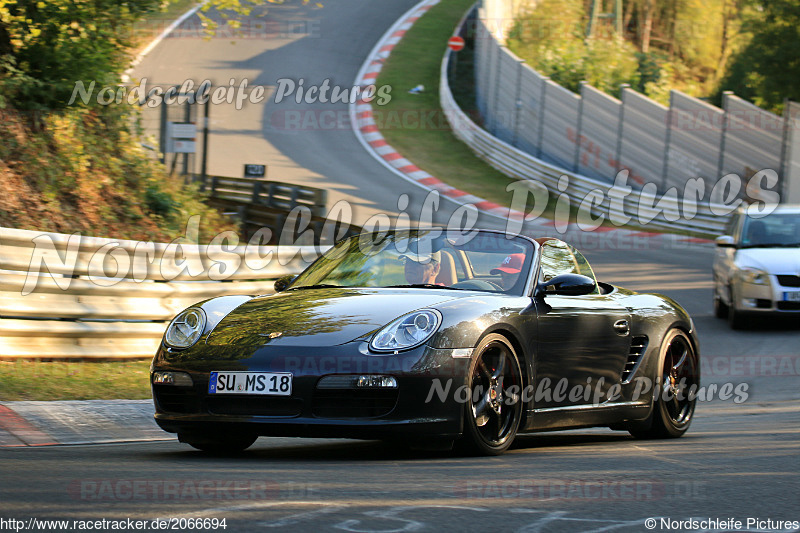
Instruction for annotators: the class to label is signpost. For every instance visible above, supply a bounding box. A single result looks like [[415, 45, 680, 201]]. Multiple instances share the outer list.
[[244, 164, 267, 178], [447, 36, 465, 52]]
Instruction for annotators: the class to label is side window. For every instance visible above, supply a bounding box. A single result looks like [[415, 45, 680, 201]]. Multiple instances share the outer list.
[[539, 241, 599, 295], [539, 241, 578, 281], [724, 214, 738, 238]]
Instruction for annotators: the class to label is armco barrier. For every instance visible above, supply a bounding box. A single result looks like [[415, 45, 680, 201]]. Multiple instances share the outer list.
[[0, 227, 323, 359], [471, 0, 798, 208], [441, 9, 732, 236]]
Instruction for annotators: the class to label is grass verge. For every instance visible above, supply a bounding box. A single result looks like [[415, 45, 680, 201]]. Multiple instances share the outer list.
[[0, 360, 152, 401], [376, 0, 531, 210], [375, 0, 711, 238]]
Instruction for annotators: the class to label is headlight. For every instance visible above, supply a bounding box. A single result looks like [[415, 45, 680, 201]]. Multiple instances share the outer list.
[[164, 307, 207, 348], [741, 268, 770, 285], [370, 309, 441, 352]]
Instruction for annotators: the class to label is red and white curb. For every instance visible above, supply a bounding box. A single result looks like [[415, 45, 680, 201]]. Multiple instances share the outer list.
[[348, 0, 711, 245], [0, 401, 169, 447], [350, 0, 525, 223]]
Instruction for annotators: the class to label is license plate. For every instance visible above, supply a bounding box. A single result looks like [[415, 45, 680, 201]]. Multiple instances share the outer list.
[[784, 292, 800, 302], [209, 372, 292, 396]]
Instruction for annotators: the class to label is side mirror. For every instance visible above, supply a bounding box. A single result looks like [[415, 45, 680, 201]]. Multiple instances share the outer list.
[[538, 273, 596, 296], [273, 274, 296, 293], [715, 235, 735, 248]]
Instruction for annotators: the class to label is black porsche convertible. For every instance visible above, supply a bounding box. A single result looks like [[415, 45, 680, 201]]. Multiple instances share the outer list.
[[151, 229, 699, 455]]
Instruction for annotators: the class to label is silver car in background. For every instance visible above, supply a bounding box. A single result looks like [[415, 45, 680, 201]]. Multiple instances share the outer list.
[[712, 205, 800, 329]]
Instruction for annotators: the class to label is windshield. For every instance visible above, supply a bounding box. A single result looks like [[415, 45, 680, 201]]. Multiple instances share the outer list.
[[289, 230, 535, 295], [740, 213, 800, 248]]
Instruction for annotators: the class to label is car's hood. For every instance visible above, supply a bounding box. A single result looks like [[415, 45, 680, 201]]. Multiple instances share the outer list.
[[204, 287, 461, 347], [735, 248, 800, 273]]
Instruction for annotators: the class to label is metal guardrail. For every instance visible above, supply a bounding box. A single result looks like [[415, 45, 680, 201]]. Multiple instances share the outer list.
[[440, 10, 731, 236], [0, 227, 323, 359], [473, 0, 797, 206]]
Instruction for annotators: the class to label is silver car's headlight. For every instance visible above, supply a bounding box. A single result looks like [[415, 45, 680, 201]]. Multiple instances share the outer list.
[[164, 307, 207, 348], [741, 268, 770, 285], [370, 309, 441, 352]]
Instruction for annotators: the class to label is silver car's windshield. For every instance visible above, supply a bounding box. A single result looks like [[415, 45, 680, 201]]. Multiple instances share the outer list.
[[289, 230, 535, 295], [740, 213, 800, 248]]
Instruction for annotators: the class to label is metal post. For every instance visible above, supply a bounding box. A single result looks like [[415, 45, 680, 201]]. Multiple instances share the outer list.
[[536, 78, 549, 158], [661, 90, 675, 192], [159, 97, 168, 165], [491, 44, 504, 135], [717, 91, 733, 181], [182, 90, 191, 181], [615, 84, 629, 173], [200, 88, 210, 192], [512, 59, 525, 147], [779, 98, 792, 203], [573, 81, 587, 173]]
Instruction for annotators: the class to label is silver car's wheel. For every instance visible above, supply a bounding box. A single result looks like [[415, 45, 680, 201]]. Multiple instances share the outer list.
[[727, 286, 746, 329], [713, 286, 728, 319]]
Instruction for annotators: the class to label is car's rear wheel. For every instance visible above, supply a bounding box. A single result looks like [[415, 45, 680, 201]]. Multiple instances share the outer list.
[[460, 334, 524, 455], [179, 432, 257, 453], [629, 329, 698, 439]]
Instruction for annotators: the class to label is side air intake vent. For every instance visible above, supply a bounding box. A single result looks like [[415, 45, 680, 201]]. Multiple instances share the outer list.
[[621, 336, 648, 382]]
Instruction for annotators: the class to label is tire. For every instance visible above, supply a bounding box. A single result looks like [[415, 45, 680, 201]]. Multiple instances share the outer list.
[[727, 286, 746, 330], [713, 285, 728, 319], [459, 334, 524, 455], [629, 329, 698, 439], [178, 433, 257, 453]]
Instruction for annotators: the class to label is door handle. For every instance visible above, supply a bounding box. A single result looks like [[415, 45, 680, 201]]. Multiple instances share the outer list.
[[613, 319, 629, 336]]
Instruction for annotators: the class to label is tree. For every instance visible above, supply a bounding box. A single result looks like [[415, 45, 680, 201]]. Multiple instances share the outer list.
[[717, 0, 800, 113], [0, 0, 282, 110]]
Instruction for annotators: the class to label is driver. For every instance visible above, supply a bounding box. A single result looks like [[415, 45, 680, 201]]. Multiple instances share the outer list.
[[399, 251, 441, 285], [490, 253, 524, 289]]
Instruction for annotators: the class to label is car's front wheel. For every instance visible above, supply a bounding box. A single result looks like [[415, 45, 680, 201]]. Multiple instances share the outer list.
[[713, 284, 728, 319], [178, 432, 257, 453], [727, 285, 746, 329], [460, 334, 524, 455], [629, 329, 698, 439]]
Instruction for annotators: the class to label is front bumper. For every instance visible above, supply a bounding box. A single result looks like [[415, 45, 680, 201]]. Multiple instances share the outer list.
[[734, 278, 800, 313], [150, 340, 471, 441]]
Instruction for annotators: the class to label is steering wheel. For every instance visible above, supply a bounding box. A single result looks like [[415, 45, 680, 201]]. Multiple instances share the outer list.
[[453, 279, 504, 291]]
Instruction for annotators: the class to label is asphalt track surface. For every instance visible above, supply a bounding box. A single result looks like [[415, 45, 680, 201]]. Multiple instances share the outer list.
[[1, 1, 798, 531]]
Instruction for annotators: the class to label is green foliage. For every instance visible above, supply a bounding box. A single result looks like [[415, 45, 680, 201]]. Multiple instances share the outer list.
[[0, 105, 237, 242], [145, 185, 177, 218], [0, 0, 280, 110], [507, 0, 639, 97], [0, 0, 162, 110], [716, 0, 800, 114]]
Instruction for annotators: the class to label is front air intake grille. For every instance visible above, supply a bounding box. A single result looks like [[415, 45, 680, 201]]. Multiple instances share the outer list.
[[777, 275, 800, 288], [206, 396, 302, 417], [621, 336, 648, 383], [777, 301, 800, 311], [152, 386, 201, 414], [312, 388, 399, 418]]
